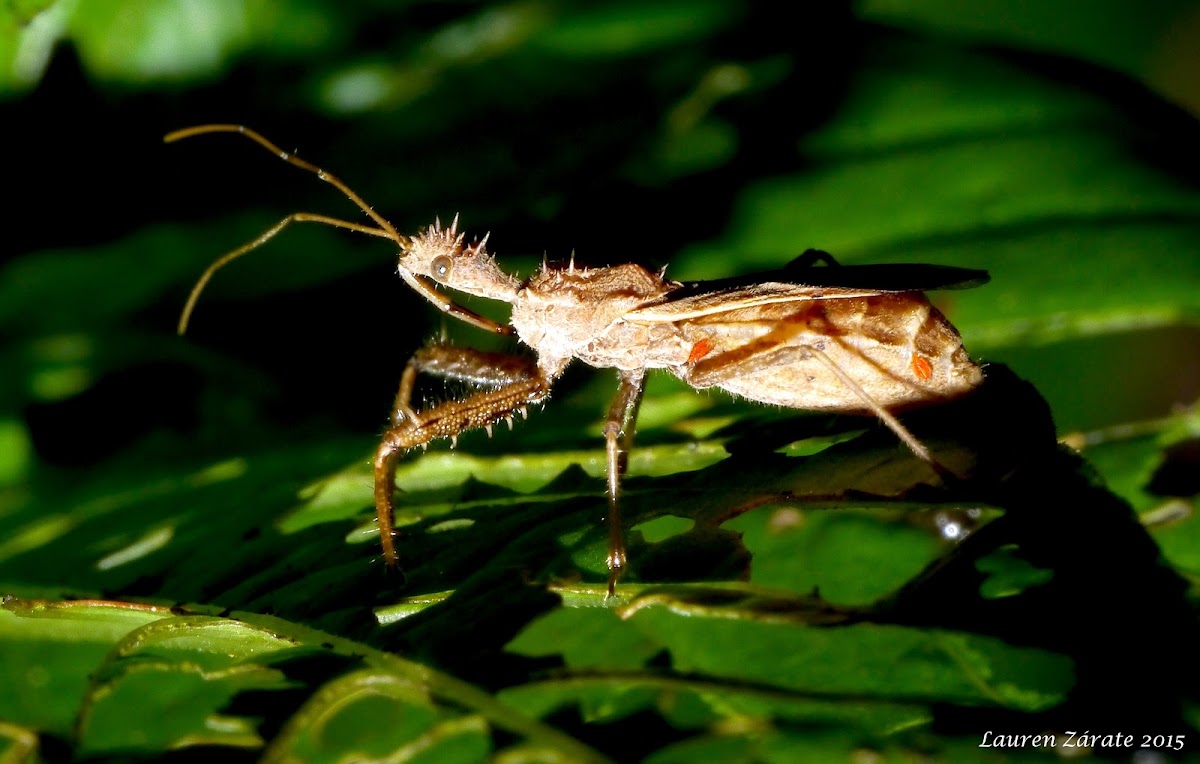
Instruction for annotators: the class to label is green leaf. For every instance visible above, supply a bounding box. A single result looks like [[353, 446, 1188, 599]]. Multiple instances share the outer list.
[[263, 670, 491, 764], [1, 0, 346, 93], [627, 607, 1070, 710], [0, 599, 170, 735], [3, 2, 1199, 761], [503, 602, 1072, 742], [532, 0, 735, 57]]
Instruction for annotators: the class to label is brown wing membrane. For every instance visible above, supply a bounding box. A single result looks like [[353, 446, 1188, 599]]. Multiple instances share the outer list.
[[779, 251, 990, 291]]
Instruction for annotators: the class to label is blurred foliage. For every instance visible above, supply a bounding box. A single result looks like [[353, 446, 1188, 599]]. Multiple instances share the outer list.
[[2, 1, 1200, 761]]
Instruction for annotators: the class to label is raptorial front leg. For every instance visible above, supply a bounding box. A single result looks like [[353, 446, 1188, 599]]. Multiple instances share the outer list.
[[603, 369, 647, 596], [375, 346, 550, 571], [391, 345, 542, 425]]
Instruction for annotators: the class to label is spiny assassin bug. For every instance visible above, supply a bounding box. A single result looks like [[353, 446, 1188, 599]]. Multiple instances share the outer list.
[[168, 124, 987, 595]]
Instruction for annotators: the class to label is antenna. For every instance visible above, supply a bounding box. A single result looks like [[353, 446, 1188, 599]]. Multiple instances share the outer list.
[[166, 124, 511, 335]]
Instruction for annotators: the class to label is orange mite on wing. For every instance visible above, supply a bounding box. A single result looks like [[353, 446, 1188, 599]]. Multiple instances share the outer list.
[[911, 354, 934, 381], [688, 339, 715, 364]]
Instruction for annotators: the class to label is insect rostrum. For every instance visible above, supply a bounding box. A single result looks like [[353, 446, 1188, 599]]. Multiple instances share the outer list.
[[169, 125, 987, 596]]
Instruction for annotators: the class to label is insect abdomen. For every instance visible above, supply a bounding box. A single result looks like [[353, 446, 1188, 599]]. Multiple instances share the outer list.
[[686, 293, 982, 412]]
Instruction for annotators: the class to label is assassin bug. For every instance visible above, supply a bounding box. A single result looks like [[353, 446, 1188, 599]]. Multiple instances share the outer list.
[[168, 124, 987, 595]]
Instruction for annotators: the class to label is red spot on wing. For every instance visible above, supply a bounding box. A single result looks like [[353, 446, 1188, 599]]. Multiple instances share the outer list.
[[911, 354, 934, 381], [688, 339, 715, 364]]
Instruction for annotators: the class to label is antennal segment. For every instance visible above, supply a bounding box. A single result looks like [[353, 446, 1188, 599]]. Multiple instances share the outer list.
[[176, 212, 393, 334], [165, 124, 513, 335], [165, 124, 406, 244]]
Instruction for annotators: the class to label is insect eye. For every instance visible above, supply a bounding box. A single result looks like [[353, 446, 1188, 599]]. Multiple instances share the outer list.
[[431, 255, 453, 280]]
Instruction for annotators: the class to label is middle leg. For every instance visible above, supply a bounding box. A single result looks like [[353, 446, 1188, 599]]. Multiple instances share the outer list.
[[602, 369, 647, 596]]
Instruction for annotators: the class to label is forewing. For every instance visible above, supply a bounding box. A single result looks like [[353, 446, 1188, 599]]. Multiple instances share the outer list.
[[625, 283, 884, 323], [627, 263, 989, 323]]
